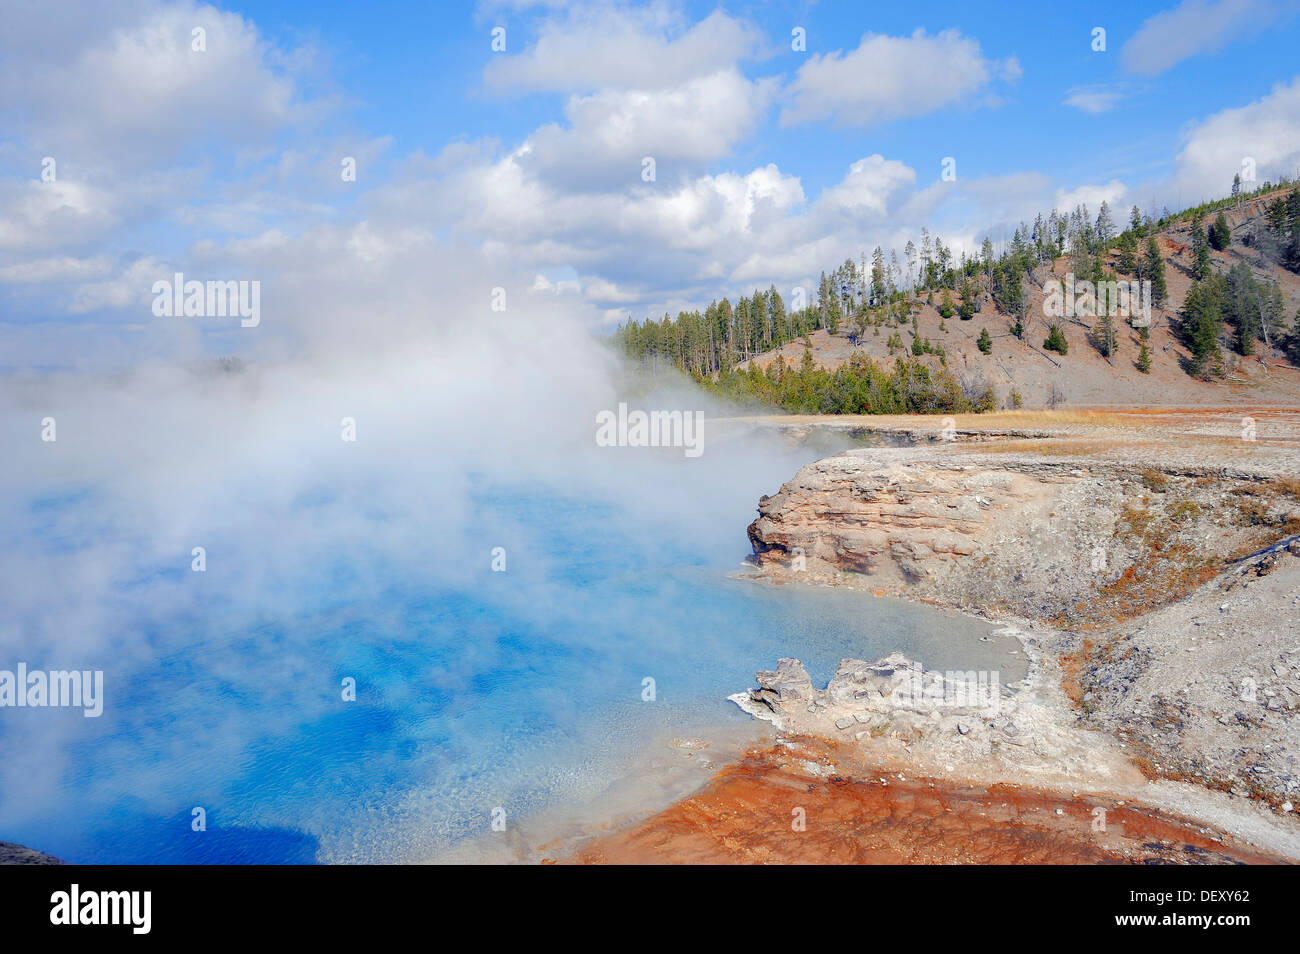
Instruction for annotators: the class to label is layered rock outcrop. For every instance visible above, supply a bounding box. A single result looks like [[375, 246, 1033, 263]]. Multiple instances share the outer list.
[[747, 446, 1071, 585], [745, 442, 1300, 626]]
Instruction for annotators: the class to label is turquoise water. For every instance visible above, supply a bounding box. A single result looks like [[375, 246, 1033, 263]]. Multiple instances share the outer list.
[[0, 430, 1011, 864]]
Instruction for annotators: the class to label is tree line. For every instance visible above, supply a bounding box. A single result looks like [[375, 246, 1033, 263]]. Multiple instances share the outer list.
[[613, 177, 1300, 407]]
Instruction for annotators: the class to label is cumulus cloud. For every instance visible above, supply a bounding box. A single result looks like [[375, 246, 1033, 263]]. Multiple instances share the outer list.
[[478, 6, 777, 189], [5, 0, 1290, 368], [1170, 76, 1300, 200], [0, 180, 123, 253], [1121, 0, 1300, 76], [356, 129, 1103, 325], [483, 6, 765, 93], [0, 0, 341, 338], [781, 29, 1020, 127], [1054, 179, 1130, 213], [815, 156, 917, 218], [520, 69, 779, 189], [0, 0, 310, 165]]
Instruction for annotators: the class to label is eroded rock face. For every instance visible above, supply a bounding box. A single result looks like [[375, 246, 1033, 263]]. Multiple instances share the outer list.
[[745, 443, 1300, 627], [749, 658, 813, 714], [747, 448, 1063, 584], [736, 652, 1004, 741]]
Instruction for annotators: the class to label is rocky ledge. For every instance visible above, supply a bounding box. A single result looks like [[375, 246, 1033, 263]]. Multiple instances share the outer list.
[[0, 841, 62, 864], [727, 647, 1300, 858], [746, 442, 1300, 626], [742, 424, 1300, 829], [728, 648, 1140, 790]]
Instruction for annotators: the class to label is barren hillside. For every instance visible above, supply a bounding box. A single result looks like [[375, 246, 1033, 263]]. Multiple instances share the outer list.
[[745, 189, 1300, 408]]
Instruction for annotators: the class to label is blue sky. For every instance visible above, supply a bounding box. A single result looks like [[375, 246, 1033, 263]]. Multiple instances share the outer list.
[[241, 0, 1297, 194], [2, 0, 1300, 368]]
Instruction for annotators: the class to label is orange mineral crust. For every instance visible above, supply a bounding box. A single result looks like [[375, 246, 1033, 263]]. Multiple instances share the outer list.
[[566, 738, 1284, 865]]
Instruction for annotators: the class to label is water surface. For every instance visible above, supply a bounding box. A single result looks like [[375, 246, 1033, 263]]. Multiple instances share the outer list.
[[1, 432, 1016, 863]]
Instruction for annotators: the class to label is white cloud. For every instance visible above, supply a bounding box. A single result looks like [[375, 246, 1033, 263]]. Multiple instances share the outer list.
[[1055, 179, 1129, 214], [0, 0, 334, 321], [0, 0, 309, 165], [816, 156, 917, 218], [483, 7, 765, 93], [9, 0, 1292, 357], [0, 180, 121, 253], [0, 256, 111, 284], [1121, 0, 1299, 76], [1171, 77, 1300, 200], [569, 69, 771, 159], [1063, 85, 1127, 114], [69, 257, 171, 313], [477, 7, 777, 189], [781, 29, 1019, 127], [518, 69, 778, 189]]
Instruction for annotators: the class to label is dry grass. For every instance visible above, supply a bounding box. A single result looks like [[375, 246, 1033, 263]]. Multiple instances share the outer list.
[[948, 409, 1131, 429], [1118, 502, 1155, 536], [968, 438, 1143, 457], [1139, 469, 1169, 492], [1274, 477, 1300, 500], [1087, 551, 1219, 627]]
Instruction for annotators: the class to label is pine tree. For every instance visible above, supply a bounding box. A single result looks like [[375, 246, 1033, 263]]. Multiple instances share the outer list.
[[1096, 201, 1116, 244], [958, 280, 978, 319], [1093, 313, 1118, 360], [1183, 277, 1224, 377], [977, 327, 992, 354], [1143, 236, 1167, 307], [1044, 324, 1069, 355], [938, 287, 955, 319], [1209, 211, 1231, 251], [799, 344, 816, 376], [1136, 341, 1152, 373], [1191, 215, 1213, 280], [1115, 230, 1138, 274], [870, 247, 886, 304], [1261, 280, 1285, 352], [1224, 261, 1261, 355], [768, 285, 786, 345]]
